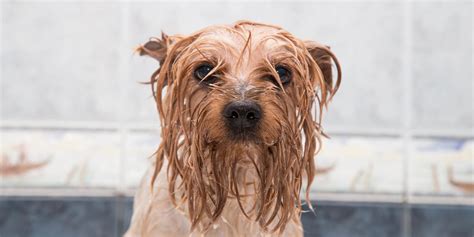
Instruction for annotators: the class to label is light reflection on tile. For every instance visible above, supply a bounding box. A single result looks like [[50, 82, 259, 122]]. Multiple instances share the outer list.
[[410, 139, 473, 196], [2, 128, 472, 199], [312, 136, 404, 194], [0, 130, 120, 188], [123, 131, 160, 188]]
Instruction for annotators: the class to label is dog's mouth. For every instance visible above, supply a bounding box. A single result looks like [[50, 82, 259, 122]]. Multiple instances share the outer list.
[[227, 128, 260, 143]]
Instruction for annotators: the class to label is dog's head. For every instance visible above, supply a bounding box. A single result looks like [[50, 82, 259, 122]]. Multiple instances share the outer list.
[[138, 21, 341, 233]]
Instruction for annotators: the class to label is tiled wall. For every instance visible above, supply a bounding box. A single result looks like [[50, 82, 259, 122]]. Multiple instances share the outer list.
[[0, 1, 472, 236]]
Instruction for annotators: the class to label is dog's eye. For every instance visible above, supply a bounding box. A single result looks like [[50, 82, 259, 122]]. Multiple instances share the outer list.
[[195, 64, 213, 79], [194, 64, 218, 84], [275, 66, 291, 85]]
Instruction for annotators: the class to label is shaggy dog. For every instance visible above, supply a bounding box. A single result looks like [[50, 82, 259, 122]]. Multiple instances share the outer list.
[[125, 21, 341, 237]]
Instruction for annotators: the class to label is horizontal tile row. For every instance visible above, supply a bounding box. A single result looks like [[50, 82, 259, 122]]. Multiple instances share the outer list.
[[1, 129, 472, 198], [1, 197, 473, 237], [1, 1, 472, 130], [1, 129, 123, 187]]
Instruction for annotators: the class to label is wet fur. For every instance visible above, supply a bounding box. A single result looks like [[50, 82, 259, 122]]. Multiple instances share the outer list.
[[126, 21, 341, 236]]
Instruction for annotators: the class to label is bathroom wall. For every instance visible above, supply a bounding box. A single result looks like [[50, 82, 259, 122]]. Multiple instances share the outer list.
[[1, 1, 472, 236]]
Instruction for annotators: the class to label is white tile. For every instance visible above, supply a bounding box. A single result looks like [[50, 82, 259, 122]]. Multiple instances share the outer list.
[[410, 139, 473, 196], [0, 129, 121, 188], [412, 2, 473, 130], [311, 136, 404, 194], [1, 2, 122, 121], [123, 131, 160, 188]]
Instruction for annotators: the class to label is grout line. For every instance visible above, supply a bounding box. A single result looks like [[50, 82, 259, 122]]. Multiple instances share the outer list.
[[471, 1, 474, 138], [0, 188, 122, 197], [324, 126, 403, 137], [1, 120, 473, 138], [1, 187, 473, 206], [0, 120, 123, 131], [310, 192, 404, 204], [410, 129, 473, 139], [0, 1, 4, 195], [0, 0, 463, 2], [0, 120, 159, 131], [311, 192, 474, 206], [401, 1, 414, 236], [0, 1, 4, 128], [116, 2, 131, 194], [0, 1, 4, 142]]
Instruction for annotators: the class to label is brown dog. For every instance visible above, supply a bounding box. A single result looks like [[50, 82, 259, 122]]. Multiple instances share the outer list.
[[125, 21, 341, 237]]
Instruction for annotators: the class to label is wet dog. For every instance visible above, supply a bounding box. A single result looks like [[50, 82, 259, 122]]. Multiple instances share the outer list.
[[125, 21, 341, 237]]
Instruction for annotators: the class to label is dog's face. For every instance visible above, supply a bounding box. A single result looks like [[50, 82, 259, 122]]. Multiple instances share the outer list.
[[138, 21, 340, 233]]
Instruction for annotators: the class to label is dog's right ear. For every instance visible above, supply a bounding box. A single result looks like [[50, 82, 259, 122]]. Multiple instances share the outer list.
[[136, 32, 171, 65], [304, 41, 342, 102]]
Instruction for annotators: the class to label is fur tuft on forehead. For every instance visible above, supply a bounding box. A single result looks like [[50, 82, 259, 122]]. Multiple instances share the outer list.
[[138, 20, 341, 234]]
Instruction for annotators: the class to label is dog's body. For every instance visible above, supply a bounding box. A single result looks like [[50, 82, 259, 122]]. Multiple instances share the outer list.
[[125, 21, 341, 237], [125, 163, 303, 237]]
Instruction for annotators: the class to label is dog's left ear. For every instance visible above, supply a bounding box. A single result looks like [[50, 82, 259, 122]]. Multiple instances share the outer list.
[[305, 42, 342, 100], [136, 32, 173, 65]]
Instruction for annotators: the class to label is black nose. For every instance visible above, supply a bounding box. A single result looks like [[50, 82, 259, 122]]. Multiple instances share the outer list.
[[223, 101, 261, 131]]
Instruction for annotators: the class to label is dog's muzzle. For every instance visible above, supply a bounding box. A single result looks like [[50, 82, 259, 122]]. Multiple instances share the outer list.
[[222, 100, 261, 137]]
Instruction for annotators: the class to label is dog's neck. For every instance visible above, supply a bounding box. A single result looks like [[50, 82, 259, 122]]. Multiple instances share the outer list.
[[158, 154, 302, 236]]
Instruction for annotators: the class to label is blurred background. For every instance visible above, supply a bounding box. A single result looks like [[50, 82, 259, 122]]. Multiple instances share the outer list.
[[0, 1, 472, 237]]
